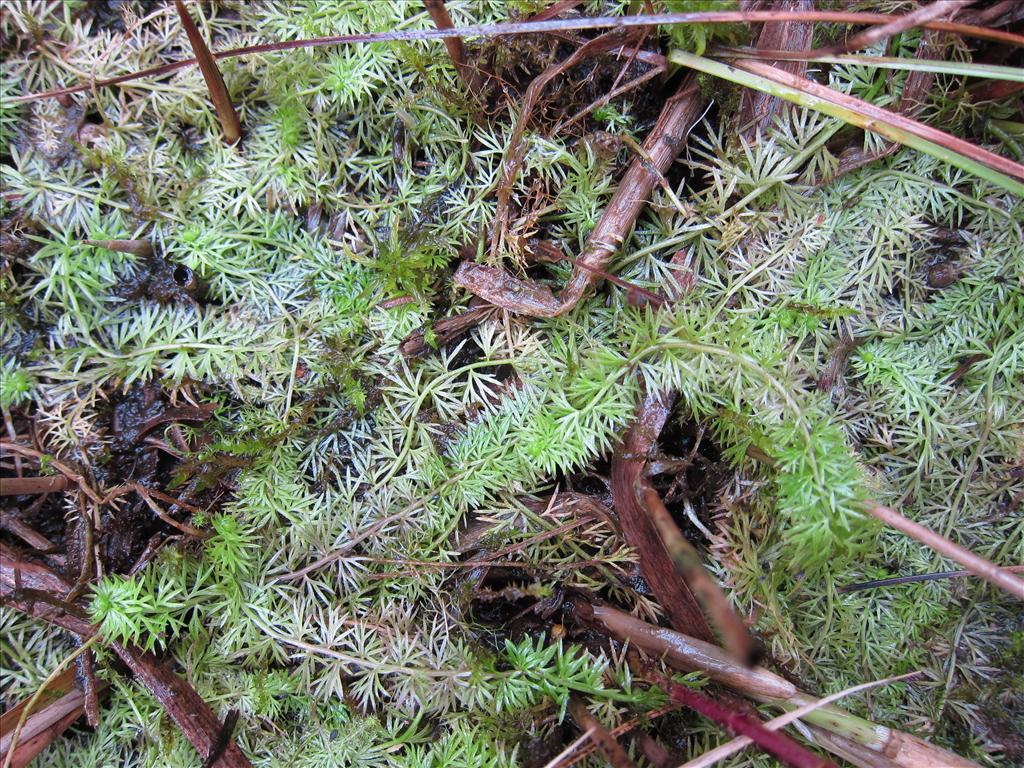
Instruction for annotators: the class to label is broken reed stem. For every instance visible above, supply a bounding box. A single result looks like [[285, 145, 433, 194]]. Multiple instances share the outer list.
[[0, 686, 98, 767], [422, 0, 478, 92], [714, 49, 1024, 84], [650, 673, 835, 768], [0, 476, 69, 496], [1, 636, 99, 768], [669, 51, 1024, 195], [174, 0, 241, 145], [679, 672, 921, 768], [83, 239, 153, 256], [867, 504, 1024, 600], [641, 485, 758, 665], [800, 726, 902, 768], [591, 605, 794, 700], [590, 605, 981, 768], [566, 697, 636, 768], [737, 0, 813, 138], [0, 512, 58, 554]]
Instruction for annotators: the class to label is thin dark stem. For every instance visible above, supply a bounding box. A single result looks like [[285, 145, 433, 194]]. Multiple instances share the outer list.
[[13, 11, 1022, 103], [868, 504, 1024, 600], [651, 674, 835, 768], [839, 565, 1024, 593]]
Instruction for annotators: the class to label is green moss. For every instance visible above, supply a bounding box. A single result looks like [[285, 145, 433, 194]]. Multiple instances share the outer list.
[[0, 361, 34, 409], [663, 0, 748, 56], [1, 1, 1021, 766]]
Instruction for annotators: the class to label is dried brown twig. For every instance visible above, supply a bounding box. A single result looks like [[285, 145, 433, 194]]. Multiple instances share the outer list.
[[398, 305, 495, 359], [566, 697, 636, 768], [611, 390, 716, 643], [457, 77, 705, 317], [810, 0, 967, 56], [490, 30, 632, 261], [423, 0, 480, 93], [0, 442, 102, 504], [737, 0, 814, 137], [867, 504, 1024, 600], [0, 476, 68, 496], [100, 483, 210, 539], [0, 545, 251, 767], [642, 485, 758, 665]]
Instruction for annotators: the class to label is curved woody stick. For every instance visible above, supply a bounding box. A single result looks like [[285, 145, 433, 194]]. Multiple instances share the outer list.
[[456, 76, 706, 317]]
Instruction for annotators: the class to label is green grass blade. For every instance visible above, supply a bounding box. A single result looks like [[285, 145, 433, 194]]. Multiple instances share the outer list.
[[714, 48, 1024, 83], [670, 49, 1024, 196]]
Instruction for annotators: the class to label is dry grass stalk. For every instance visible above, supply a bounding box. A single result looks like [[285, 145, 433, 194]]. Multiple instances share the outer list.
[[590, 605, 982, 768], [867, 504, 1024, 600], [811, 0, 968, 55], [12, 7, 1024, 104], [174, 0, 242, 144], [642, 485, 758, 665]]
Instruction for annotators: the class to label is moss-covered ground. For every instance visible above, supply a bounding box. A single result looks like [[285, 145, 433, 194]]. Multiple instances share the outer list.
[[1, 2, 1021, 767]]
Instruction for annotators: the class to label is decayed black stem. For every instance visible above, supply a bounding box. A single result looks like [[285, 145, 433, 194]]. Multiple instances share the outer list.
[[839, 565, 1024, 593]]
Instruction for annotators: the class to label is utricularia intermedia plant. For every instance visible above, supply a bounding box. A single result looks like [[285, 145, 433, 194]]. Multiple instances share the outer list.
[[1, 1, 1022, 767]]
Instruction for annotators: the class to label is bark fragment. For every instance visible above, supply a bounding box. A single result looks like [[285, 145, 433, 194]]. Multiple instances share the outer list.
[[610, 390, 715, 643], [738, 0, 814, 137], [0, 545, 252, 768]]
